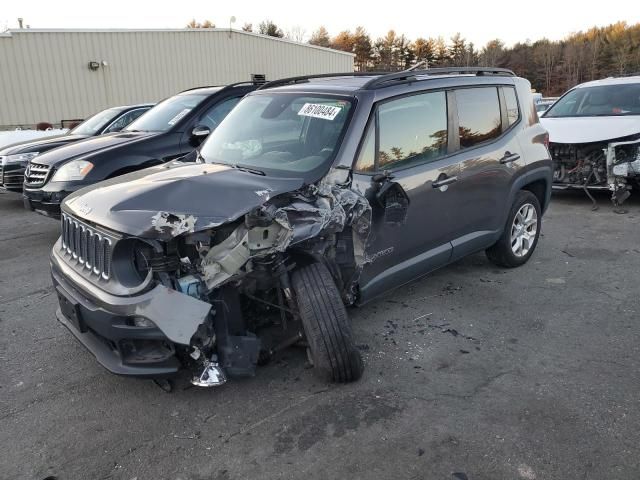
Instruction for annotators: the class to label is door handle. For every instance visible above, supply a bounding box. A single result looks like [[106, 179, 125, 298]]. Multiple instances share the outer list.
[[500, 151, 520, 164], [432, 175, 458, 188]]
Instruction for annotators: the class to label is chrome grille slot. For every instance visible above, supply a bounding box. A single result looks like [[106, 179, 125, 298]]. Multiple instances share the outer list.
[[25, 162, 50, 186], [60, 213, 113, 280]]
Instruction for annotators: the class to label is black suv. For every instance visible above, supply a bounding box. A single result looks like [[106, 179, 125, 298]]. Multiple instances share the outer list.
[[23, 82, 258, 217], [50, 68, 552, 387], [0, 104, 151, 192]]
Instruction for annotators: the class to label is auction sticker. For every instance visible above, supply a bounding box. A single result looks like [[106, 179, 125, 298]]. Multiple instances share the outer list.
[[168, 108, 191, 126], [298, 103, 342, 121]]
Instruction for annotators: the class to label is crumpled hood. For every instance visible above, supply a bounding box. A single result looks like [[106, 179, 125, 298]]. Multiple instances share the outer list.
[[540, 116, 640, 144], [0, 133, 86, 155], [64, 162, 305, 240], [30, 131, 157, 166]]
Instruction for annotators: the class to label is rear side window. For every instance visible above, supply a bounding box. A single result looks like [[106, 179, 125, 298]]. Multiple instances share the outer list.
[[456, 87, 502, 149], [503, 87, 520, 126], [377, 91, 448, 170]]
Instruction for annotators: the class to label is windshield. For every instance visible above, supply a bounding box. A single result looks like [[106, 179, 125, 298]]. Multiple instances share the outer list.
[[71, 108, 122, 135], [125, 93, 208, 132], [544, 84, 640, 118], [199, 93, 353, 177], [536, 103, 551, 113]]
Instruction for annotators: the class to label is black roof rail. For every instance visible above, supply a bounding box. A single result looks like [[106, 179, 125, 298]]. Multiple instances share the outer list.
[[360, 67, 516, 90], [180, 80, 263, 94], [257, 72, 388, 90]]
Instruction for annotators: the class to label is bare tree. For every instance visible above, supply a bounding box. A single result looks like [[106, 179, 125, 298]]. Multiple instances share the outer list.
[[285, 25, 306, 43]]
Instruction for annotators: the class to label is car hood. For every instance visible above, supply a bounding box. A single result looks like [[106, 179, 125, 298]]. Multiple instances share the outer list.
[[30, 131, 158, 166], [540, 116, 640, 144], [0, 133, 86, 155], [63, 162, 305, 240]]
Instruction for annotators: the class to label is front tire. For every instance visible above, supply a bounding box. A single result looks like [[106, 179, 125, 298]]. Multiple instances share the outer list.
[[291, 262, 363, 383], [486, 190, 541, 268]]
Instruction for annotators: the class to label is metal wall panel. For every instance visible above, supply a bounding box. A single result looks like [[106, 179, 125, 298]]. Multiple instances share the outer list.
[[0, 29, 354, 127]]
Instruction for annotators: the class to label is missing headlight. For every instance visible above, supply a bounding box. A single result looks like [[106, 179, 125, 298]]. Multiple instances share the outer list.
[[111, 238, 154, 288]]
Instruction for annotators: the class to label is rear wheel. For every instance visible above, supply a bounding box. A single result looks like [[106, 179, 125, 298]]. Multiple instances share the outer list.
[[486, 190, 541, 268], [291, 262, 363, 383]]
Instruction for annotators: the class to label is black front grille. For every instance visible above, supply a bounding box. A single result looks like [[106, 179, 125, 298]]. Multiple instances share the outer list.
[[0, 164, 3, 185], [61, 213, 113, 280], [0, 165, 26, 188], [24, 162, 50, 186]]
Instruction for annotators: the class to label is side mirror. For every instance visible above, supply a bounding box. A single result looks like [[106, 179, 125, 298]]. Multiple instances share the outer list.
[[191, 125, 211, 139], [375, 178, 410, 226]]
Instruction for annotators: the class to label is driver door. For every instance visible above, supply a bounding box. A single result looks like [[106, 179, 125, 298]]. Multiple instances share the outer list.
[[351, 90, 464, 303]]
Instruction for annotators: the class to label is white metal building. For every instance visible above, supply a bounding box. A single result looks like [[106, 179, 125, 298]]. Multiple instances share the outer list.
[[0, 29, 354, 128]]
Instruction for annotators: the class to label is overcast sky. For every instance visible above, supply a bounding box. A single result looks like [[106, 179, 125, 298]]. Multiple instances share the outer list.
[[2, 0, 639, 47]]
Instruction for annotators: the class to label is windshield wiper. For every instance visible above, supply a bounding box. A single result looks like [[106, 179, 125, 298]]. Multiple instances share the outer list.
[[233, 164, 265, 176]]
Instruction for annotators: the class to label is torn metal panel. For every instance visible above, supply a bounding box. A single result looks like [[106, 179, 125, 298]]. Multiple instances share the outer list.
[[134, 284, 212, 345], [282, 183, 372, 248], [196, 178, 372, 293]]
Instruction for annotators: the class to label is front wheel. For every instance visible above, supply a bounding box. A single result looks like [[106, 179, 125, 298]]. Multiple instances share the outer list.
[[291, 262, 363, 383], [486, 190, 541, 268]]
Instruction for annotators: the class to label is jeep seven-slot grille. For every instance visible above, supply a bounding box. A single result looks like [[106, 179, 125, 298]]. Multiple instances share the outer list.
[[24, 162, 50, 186], [61, 213, 112, 280]]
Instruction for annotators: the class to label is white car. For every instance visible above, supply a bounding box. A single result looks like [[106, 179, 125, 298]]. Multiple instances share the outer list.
[[540, 76, 640, 206]]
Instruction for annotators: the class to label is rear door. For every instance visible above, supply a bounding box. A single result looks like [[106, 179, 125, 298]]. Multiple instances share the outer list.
[[448, 85, 524, 260], [352, 90, 463, 301]]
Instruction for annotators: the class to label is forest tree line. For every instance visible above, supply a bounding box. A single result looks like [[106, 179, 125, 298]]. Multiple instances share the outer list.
[[187, 19, 640, 96], [308, 22, 640, 96]]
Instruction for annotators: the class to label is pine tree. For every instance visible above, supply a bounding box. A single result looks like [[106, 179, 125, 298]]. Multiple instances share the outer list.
[[309, 26, 331, 48]]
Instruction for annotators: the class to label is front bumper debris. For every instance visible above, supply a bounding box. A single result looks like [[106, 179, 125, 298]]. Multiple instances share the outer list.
[[51, 245, 212, 377]]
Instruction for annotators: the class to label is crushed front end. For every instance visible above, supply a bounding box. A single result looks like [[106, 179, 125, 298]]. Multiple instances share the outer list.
[[550, 136, 640, 206], [51, 177, 371, 386]]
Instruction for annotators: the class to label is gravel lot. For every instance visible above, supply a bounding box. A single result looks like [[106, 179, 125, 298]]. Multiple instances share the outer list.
[[1, 188, 639, 480]]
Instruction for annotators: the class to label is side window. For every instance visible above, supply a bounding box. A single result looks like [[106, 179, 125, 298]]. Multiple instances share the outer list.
[[198, 96, 241, 130], [502, 87, 520, 126], [456, 87, 502, 149], [354, 122, 375, 172], [377, 91, 448, 171], [104, 109, 146, 133]]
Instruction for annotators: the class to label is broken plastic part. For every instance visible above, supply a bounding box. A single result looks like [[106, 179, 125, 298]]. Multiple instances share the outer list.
[[191, 360, 227, 387], [138, 285, 212, 345]]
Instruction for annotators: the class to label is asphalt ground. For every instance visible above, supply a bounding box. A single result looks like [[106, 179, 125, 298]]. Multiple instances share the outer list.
[[1, 188, 639, 480]]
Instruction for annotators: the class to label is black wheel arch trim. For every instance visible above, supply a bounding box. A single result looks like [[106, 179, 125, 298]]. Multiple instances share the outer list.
[[508, 164, 552, 216]]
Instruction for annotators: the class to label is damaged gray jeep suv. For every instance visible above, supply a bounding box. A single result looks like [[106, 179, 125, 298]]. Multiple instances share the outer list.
[[50, 68, 552, 386]]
